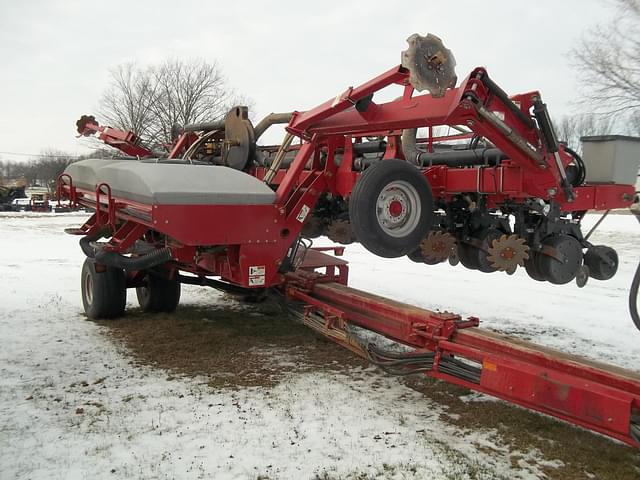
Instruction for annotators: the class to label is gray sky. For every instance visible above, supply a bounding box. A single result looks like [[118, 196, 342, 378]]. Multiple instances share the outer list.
[[0, 0, 614, 161]]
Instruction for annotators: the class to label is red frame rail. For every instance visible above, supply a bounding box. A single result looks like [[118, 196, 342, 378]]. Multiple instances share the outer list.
[[285, 248, 640, 448]]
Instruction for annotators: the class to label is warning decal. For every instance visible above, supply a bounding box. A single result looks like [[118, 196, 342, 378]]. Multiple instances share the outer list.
[[248, 265, 266, 286], [296, 204, 310, 223]]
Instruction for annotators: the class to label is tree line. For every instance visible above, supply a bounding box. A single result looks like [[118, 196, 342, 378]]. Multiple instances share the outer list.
[[0, 149, 114, 195], [0, 57, 245, 195]]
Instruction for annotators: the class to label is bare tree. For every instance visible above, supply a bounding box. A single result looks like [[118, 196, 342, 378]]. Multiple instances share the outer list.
[[572, 0, 640, 120], [98, 63, 158, 146], [555, 114, 614, 152], [99, 59, 248, 150], [630, 111, 640, 136], [29, 150, 75, 194]]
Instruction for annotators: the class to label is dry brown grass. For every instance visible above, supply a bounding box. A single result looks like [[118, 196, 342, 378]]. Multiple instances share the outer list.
[[403, 376, 640, 479], [98, 299, 364, 388]]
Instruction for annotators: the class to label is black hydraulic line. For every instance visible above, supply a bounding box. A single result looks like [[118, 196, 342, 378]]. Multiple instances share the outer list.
[[401, 128, 506, 167], [352, 140, 387, 155], [365, 343, 481, 383], [379, 366, 435, 376], [417, 148, 505, 167], [254, 112, 293, 141], [177, 274, 259, 296], [563, 145, 586, 186], [439, 356, 482, 384], [367, 343, 434, 360], [95, 247, 172, 271], [367, 356, 435, 370], [479, 72, 536, 130], [532, 98, 575, 201], [79, 227, 111, 258], [532, 98, 559, 153], [630, 211, 640, 331]]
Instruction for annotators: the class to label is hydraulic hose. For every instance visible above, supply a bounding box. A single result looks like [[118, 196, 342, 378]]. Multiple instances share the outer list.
[[364, 342, 481, 382], [630, 210, 640, 331], [401, 128, 506, 167], [79, 227, 111, 258], [95, 247, 172, 272]]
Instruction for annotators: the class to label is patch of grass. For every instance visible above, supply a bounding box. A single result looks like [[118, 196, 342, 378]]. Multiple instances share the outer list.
[[97, 297, 640, 478], [97, 298, 363, 388]]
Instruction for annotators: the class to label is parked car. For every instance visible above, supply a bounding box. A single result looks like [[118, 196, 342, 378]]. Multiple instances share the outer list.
[[11, 198, 32, 212]]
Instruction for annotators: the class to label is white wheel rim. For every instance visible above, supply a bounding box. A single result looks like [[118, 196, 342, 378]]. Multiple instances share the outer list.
[[84, 271, 93, 305], [375, 180, 421, 238]]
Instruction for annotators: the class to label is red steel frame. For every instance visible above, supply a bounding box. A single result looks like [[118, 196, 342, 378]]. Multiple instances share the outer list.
[[62, 60, 634, 287], [285, 248, 640, 448], [58, 64, 640, 447]]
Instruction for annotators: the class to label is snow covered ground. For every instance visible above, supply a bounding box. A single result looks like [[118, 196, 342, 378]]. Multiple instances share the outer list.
[[0, 212, 638, 479]]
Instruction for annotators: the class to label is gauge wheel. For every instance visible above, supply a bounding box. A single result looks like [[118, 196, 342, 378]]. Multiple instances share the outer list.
[[524, 253, 546, 282], [536, 235, 583, 285], [584, 245, 618, 281]]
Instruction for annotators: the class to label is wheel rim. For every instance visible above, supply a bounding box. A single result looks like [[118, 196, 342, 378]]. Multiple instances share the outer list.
[[83, 271, 93, 306], [375, 180, 421, 238]]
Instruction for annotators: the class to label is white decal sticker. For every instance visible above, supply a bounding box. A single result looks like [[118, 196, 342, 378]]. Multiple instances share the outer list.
[[249, 265, 266, 276], [249, 275, 265, 286], [296, 204, 310, 223]]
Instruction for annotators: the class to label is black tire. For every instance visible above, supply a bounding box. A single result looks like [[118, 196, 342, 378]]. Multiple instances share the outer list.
[[584, 245, 618, 281], [474, 228, 502, 273], [81, 257, 126, 319], [349, 159, 434, 258], [458, 242, 480, 270], [406, 248, 442, 265], [407, 248, 426, 263], [136, 273, 181, 313], [458, 228, 500, 272]]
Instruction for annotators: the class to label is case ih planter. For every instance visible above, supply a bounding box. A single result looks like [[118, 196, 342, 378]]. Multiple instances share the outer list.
[[59, 34, 640, 448]]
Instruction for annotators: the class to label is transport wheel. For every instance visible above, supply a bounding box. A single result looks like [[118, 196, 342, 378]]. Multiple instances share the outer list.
[[537, 235, 583, 285], [584, 245, 618, 281], [349, 160, 434, 258], [136, 273, 181, 313], [81, 257, 126, 320]]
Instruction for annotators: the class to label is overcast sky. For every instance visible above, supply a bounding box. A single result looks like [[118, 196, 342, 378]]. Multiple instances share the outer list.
[[0, 0, 615, 162]]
